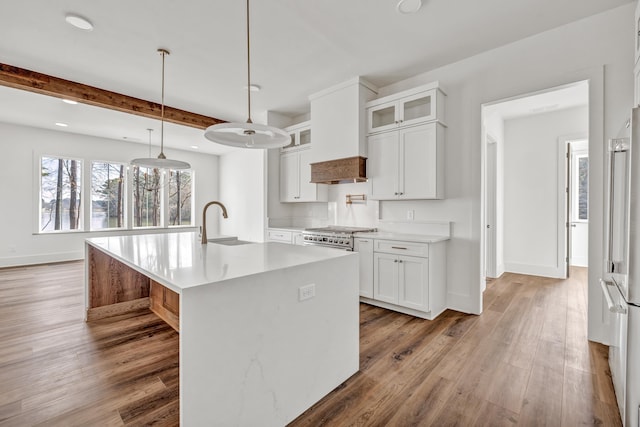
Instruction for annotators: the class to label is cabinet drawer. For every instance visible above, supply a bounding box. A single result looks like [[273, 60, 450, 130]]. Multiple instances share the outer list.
[[374, 240, 429, 257], [267, 229, 293, 243]]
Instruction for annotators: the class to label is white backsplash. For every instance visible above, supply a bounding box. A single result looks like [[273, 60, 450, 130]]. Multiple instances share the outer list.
[[269, 181, 450, 237]]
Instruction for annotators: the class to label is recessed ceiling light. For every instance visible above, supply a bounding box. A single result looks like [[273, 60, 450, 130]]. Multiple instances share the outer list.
[[62, 99, 78, 105], [396, 0, 422, 14], [244, 84, 261, 92], [65, 13, 94, 31], [55, 122, 68, 127], [191, 145, 199, 149]]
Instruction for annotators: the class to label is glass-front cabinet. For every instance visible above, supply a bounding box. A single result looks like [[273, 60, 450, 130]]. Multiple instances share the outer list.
[[367, 86, 445, 134], [282, 121, 311, 152]]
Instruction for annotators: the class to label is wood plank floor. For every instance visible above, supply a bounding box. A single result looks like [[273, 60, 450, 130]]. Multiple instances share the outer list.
[[0, 262, 621, 426]]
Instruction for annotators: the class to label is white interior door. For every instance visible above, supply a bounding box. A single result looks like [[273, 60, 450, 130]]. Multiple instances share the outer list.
[[570, 141, 589, 267]]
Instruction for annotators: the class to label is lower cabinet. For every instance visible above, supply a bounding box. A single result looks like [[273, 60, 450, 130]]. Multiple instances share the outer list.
[[354, 238, 374, 298], [266, 228, 306, 245], [373, 253, 429, 312], [359, 238, 446, 320]]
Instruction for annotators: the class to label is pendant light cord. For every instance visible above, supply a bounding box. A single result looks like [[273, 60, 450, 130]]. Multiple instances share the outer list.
[[246, 0, 252, 124], [158, 48, 169, 158]]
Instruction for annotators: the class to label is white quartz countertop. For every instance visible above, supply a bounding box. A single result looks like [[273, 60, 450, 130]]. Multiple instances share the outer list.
[[353, 231, 450, 243], [86, 232, 354, 292]]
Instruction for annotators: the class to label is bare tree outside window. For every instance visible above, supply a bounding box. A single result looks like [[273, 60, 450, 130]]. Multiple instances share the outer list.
[[133, 166, 161, 227], [40, 157, 82, 232], [168, 170, 193, 226], [91, 162, 125, 229]]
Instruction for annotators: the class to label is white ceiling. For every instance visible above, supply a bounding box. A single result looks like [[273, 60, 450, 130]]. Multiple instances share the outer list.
[[0, 0, 630, 155]]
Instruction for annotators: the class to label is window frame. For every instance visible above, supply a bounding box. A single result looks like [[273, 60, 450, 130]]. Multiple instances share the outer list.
[[34, 153, 197, 235], [37, 154, 85, 234], [90, 160, 128, 231]]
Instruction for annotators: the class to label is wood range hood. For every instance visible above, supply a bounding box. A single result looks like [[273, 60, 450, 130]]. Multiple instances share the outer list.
[[310, 156, 367, 184]]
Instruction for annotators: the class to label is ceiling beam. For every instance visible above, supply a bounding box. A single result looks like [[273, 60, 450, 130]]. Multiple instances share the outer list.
[[0, 62, 226, 129]]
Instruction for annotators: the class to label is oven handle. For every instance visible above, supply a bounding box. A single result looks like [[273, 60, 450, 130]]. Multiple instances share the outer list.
[[599, 279, 627, 314]]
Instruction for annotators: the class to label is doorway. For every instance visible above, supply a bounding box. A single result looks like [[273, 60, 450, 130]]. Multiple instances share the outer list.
[[482, 80, 589, 281], [568, 139, 589, 268]]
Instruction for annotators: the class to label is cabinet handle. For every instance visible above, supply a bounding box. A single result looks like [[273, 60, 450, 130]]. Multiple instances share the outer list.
[[394, 192, 398, 195], [359, 240, 369, 243], [391, 246, 407, 250], [399, 192, 404, 195], [399, 260, 403, 263], [394, 259, 398, 263]]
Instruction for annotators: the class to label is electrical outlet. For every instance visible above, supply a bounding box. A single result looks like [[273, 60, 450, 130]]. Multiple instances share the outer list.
[[299, 284, 315, 301], [407, 210, 415, 220]]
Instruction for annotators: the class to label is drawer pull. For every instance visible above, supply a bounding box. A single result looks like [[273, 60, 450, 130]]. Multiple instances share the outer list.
[[391, 246, 407, 250]]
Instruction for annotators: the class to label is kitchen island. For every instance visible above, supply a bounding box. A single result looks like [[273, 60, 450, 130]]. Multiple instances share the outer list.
[[84, 232, 359, 426]]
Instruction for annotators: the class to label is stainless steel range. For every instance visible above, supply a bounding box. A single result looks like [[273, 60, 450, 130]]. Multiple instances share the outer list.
[[302, 226, 376, 250]]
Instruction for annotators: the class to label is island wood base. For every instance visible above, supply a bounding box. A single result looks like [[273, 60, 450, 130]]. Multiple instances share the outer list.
[[86, 245, 180, 332], [150, 280, 180, 332]]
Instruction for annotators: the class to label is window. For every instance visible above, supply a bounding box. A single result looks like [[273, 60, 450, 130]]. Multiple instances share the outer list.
[[168, 170, 193, 226], [132, 166, 162, 228], [577, 156, 588, 220], [91, 162, 126, 230], [40, 157, 82, 232], [37, 157, 195, 233]]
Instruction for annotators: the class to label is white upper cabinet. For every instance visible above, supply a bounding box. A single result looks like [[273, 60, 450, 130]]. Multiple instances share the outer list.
[[279, 121, 327, 203], [366, 81, 446, 200], [281, 121, 312, 152], [366, 84, 446, 135], [368, 122, 445, 200]]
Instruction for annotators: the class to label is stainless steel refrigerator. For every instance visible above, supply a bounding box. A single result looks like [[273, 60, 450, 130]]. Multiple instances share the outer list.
[[602, 106, 640, 427]]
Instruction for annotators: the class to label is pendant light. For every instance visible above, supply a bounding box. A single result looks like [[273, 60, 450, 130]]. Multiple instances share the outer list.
[[204, 0, 289, 149], [131, 49, 191, 169]]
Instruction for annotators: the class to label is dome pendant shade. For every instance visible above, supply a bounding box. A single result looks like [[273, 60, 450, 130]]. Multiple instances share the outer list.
[[204, 122, 290, 148], [130, 49, 191, 170], [205, 0, 289, 150], [129, 156, 192, 170]]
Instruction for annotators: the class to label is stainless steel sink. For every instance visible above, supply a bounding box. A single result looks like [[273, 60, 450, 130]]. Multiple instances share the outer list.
[[211, 239, 252, 246], [207, 236, 253, 246]]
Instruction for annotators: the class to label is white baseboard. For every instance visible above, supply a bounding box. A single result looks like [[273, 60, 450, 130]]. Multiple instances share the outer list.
[[0, 251, 83, 268], [504, 262, 565, 279]]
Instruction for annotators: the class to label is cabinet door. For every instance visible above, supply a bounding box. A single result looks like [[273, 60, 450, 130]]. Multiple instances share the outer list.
[[400, 123, 439, 199], [279, 152, 299, 202], [635, 61, 640, 107], [355, 238, 374, 298], [297, 149, 316, 202], [368, 131, 399, 200], [293, 232, 305, 246], [399, 90, 436, 128], [398, 255, 429, 312], [373, 253, 398, 303], [367, 103, 398, 134], [635, 0, 640, 65]]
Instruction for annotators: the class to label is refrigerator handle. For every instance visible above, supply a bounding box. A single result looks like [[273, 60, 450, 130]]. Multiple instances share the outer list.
[[599, 279, 627, 314]]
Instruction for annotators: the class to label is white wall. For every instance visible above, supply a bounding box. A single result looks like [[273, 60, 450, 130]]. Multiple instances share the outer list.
[[503, 106, 588, 277], [0, 122, 220, 267], [219, 150, 267, 242], [372, 3, 633, 341]]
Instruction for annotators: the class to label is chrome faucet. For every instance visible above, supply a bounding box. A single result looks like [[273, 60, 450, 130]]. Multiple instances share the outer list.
[[201, 201, 228, 244]]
